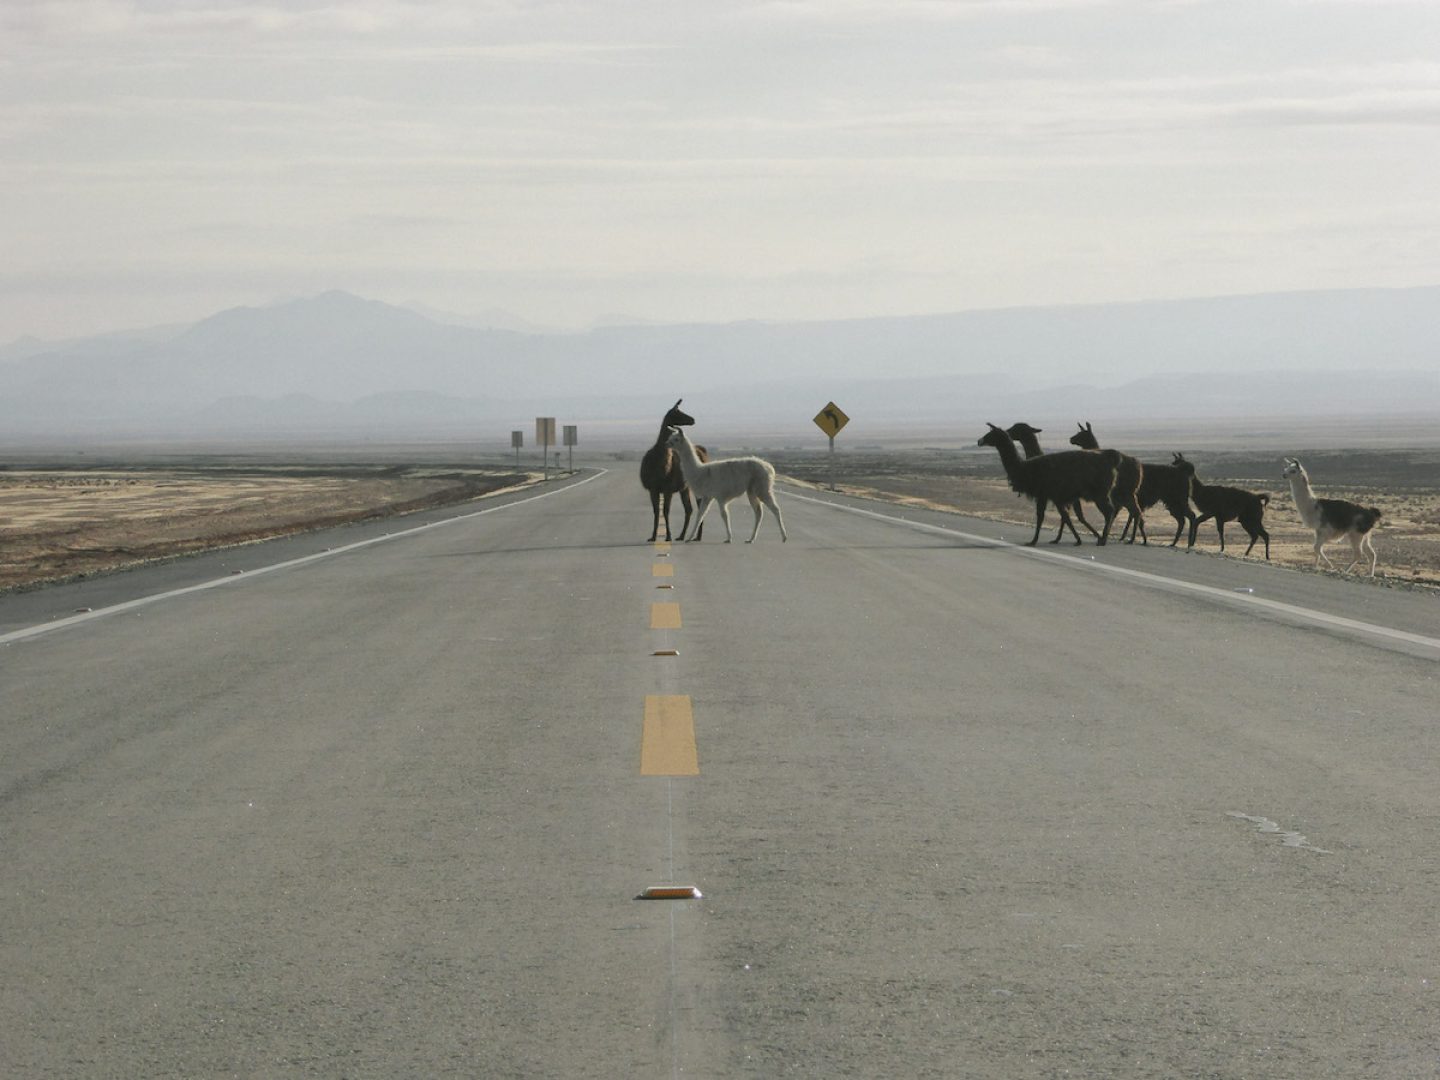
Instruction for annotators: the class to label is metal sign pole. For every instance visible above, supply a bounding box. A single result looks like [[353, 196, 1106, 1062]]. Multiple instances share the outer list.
[[563, 424, 578, 474], [813, 401, 849, 493], [536, 417, 557, 480]]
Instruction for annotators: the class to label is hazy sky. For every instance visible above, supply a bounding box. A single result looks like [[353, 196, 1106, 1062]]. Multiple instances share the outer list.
[[3, 0, 1438, 343]]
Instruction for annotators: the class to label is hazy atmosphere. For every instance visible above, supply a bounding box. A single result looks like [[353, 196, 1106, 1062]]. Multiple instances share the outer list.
[[4, 0, 1440, 347]]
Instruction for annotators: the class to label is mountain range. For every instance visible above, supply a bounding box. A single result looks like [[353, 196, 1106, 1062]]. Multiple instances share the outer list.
[[2, 287, 1437, 446]]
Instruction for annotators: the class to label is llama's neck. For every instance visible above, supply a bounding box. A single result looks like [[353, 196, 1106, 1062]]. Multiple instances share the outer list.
[[653, 423, 674, 449], [988, 433, 1026, 483], [1287, 470, 1321, 526], [670, 435, 703, 478], [1013, 433, 1043, 458]]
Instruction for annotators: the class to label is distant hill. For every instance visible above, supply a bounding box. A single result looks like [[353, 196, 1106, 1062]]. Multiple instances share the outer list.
[[1, 286, 1436, 443]]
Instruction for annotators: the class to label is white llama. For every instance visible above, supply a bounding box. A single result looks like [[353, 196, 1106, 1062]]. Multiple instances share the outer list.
[[1282, 458, 1382, 576], [665, 429, 788, 543]]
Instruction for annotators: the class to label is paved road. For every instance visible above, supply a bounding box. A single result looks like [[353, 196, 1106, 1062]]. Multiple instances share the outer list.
[[3, 467, 1438, 1078]]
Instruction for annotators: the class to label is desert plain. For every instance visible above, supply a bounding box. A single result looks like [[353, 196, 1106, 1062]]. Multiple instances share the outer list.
[[3, 431, 1440, 595]]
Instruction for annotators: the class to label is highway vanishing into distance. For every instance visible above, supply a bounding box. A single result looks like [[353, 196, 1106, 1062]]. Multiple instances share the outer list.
[[3, 467, 1439, 1078]]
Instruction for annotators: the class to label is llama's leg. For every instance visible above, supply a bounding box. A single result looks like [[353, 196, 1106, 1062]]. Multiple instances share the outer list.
[[1072, 502, 1102, 540], [676, 489, 694, 542], [1128, 498, 1147, 545], [1343, 532, 1365, 574], [1364, 533, 1378, 576], [1188, 513, 1211, 548], [718, 498, 734, 543], [1243, 518, 1269, 559], [764, 493, 787, 542], [745, 492, 764, 543], [1029, 499, 1049, 546], [1053, 506, 1083, 546], [648, 489, 663, 542], [1094, 496, 1114, 546], [1315, 535, 1335, 570], [687, 496, 712, 542], [1164, 502, 1187, 546]]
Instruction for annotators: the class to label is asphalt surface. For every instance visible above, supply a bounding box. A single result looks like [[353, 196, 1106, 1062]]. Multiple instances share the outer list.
[[3, 466, 1438, 1078]]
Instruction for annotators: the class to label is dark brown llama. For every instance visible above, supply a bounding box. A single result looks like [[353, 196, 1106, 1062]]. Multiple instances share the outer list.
[[978, 423, 1120, 546], [640, 399, 707, 542], [1064, 422, 1150, 545], [1005, 422, 1103, 543], [1174, 453, 1271, 559]]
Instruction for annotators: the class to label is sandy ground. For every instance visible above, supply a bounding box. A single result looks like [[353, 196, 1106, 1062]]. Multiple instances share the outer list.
[[0, 465, 535, 592]]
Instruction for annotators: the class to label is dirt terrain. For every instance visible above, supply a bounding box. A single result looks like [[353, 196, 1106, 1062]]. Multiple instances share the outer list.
[[0, 464, 534, 592], [773, 444, 1440, 593]]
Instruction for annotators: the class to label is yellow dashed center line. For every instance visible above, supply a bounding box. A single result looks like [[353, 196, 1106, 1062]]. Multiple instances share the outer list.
[[652, 563, 675, 577], [650, 602, 682, 629], [641, 695, 699, 776]]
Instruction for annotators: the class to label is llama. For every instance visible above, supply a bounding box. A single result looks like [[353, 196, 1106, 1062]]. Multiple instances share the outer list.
[[1066, 422, 1181, 546], [666, 428, 787, 543], [1004, 422, 1102, 543], [639, 399, 707, 542], [1174, 454, 1271, 559], [1282, 458, 1382, 576], [977, 423, 1119, 546]]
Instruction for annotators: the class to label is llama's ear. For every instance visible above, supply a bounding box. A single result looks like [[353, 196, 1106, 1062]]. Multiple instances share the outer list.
[[673, 398, 683, 408]]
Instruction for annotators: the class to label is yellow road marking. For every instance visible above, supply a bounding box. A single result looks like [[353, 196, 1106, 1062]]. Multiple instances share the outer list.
[[652, 563, 675, 578], [650, 602, 682, 629], [642, 695, 699, 776], [654, 542, 672, 553]]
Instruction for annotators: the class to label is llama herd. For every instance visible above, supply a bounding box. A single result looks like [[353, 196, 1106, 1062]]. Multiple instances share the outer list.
[[637, 400, 1383, 575]]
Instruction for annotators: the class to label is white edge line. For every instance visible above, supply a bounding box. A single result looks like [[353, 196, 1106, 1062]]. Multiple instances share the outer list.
[[786, 489, 1440, 657], [1, 470, 606, 647]]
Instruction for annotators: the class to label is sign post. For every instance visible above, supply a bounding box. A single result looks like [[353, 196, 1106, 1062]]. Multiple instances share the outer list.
[[536, 417, 556, 479], [812, 401, 850, 491], [511, 430, 523, 470], [563, 424, 578, 473]]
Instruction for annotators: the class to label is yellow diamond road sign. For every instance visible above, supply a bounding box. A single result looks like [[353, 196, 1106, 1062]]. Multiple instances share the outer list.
[[814, 402, 849, 438]]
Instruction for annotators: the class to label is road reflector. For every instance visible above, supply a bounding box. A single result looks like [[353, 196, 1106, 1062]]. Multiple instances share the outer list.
[[652, 649, 679, 656], [656, 584, 674, 590], [636, 885, 703, 901]]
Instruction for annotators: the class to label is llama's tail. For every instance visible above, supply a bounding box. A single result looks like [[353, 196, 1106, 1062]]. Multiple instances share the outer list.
[[748, 460, 777, 495], [1258, 493, 1271, 506]]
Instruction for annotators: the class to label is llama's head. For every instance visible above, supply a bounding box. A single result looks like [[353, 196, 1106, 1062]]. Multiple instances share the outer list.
[[1282, 457, 1305, 480], [977, 423, 1009, 449], [1067, 421, 1096, 449], [661, 399, 696, 429], [1005, 422, 1041, 440], [664, 427, 690, 450], [1172, 452, 1194, 477]]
